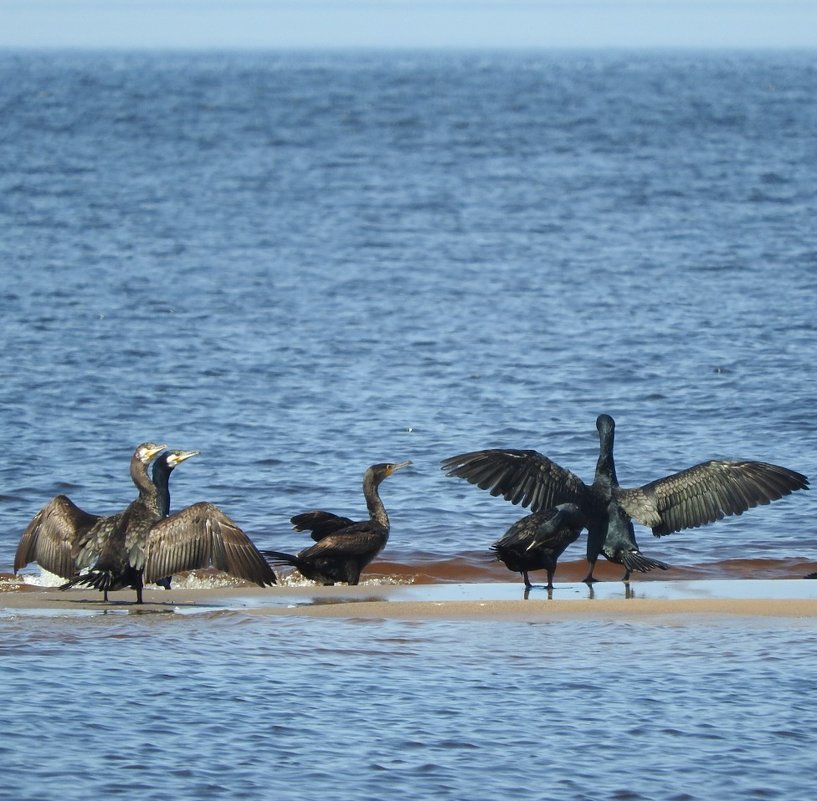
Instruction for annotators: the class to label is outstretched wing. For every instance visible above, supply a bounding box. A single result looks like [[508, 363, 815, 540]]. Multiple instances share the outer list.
[[291, 510, 356, 541], [441, 449, 589, 512], [616, 460, 809, 536], [14, 495, 99, 578], [143, 502, 276, 586]]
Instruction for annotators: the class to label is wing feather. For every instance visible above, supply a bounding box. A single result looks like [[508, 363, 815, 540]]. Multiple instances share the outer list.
[[616, 460, 809, 536], [298, 523, 387, 561], [290, 511, 357, 542], [441, 449, 589, 512], [14, 495, 100, 579], [143, 502, 276, 585]]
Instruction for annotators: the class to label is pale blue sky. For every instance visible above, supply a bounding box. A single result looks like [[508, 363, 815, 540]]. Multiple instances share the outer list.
[[1, 1, 816, 49]]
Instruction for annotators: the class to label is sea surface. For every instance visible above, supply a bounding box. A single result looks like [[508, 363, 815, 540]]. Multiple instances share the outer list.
[[1, 49, 816, 799]]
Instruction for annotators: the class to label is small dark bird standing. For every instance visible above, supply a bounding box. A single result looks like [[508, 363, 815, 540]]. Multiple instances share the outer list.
[[491, 502, 587, 590], [265, 460, 411, 585], [148, 448, 200, 589]]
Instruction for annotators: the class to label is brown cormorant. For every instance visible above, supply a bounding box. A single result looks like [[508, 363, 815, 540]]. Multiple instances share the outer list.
[[442, 414, 808, 583], [265, 460, 411, 585], [491, 503, 587, 590], [14, 442, 168, 586], [63, 448, 276, 602]]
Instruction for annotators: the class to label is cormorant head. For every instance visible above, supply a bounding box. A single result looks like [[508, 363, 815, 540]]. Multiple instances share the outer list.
[[134, 442, 168, 464], [164, 449, 200, 470], [596, 414, 615, 436], [596, 414, 616, 440], [366, 460, 412, 484]]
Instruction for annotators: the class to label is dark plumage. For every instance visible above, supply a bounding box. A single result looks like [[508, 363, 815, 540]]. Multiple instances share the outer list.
[[149, 449, 200, 589], [491, 503, 586, 589], [152, 449, 200, 517], [64, 447, 276, 602], [139, 501, 276, 591], [266, 461, 411, 585], [15, 442, 168, 586], [443, 414, 808, 583], [290, 510, 355, 542]]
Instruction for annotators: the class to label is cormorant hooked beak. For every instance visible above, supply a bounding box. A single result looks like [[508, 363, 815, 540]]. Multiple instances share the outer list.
[[386, 460, 412, 476], [139, 442, 168, 462], [165, 449, 200, 468]]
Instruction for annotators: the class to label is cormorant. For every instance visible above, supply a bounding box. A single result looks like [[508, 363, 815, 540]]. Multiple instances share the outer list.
[[14, 442, 168, 586], [153, 449, 200, 517], [63, 448, 276, 602], [149, 448, 200, 589], [442, 414, 808, 583], [491, 503, 587, 590], [265, 460, 411, 585]]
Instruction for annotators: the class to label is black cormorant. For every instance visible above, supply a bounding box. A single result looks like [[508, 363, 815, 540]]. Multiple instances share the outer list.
[[63, 449, 277, 602], [491, 503, 587, 590], [14, 442, 168, 586], [149, 448, 200, 589], [442, 414, 808, 583], [265, 460, 411, 585], [153, 449, 200, 517]]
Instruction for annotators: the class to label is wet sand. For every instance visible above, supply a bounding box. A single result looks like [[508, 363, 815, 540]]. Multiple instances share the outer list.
[[2, 579, 816, 621]]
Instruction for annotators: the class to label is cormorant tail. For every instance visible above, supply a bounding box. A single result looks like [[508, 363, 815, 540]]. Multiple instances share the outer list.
[[61, 569, 117, 592], [622, 551, 669, 574], [262, 550, 299, 568]]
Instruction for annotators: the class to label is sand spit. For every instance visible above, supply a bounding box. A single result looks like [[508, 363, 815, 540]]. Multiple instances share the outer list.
[[1, 579, 816, 621]]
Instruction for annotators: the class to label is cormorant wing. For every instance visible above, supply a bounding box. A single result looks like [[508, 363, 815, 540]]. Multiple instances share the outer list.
[[73, 511, 126, 572], [441, 449, 589, 512], [299, 523, 387, 560], [291, 510, 357, 541], [142, 502, 276, 586], [616, 460, 809, 536], [494, 503, 587, 551], [527, 503, 588, 549], [14, 495, 100, 578]]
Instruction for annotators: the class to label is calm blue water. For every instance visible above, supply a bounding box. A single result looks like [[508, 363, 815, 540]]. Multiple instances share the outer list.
[[2, 612, 816, 801], [1, 50, 816, 798]]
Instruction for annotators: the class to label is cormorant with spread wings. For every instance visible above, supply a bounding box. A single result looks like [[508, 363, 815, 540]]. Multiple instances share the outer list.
[[59, 446, 276, 602], [443, 414, 808, 583]]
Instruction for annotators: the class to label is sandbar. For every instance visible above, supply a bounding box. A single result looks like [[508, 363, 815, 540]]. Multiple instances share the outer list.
[[2, 579, 816, 621]]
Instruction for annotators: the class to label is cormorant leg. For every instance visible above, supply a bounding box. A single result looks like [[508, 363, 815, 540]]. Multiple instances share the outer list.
[[103, 589, 108, 602], [135, 573, 144, 604], [523, 571, 532, 589], [546, 568, 555, 591], [582, 557, 598, 584], [622, 568, 631, 582]]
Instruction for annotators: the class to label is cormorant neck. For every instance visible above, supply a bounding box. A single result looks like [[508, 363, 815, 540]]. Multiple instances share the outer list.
[[131, 455, 160, 512], [152, 465, 171, 516], [363, 472, 389, 529], [594, 425, 619, 487]]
